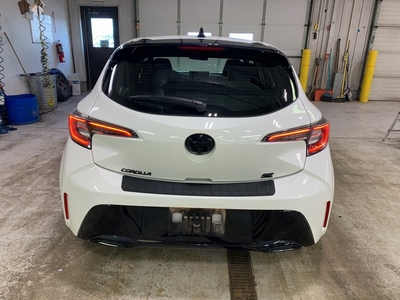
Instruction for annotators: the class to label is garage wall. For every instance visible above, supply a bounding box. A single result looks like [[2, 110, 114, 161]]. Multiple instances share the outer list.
[[0, 1, 74, 95], [306, 0, 374, 98], [369, 0, 400, 101], [137, 0, 310, 73], [64, 0, 377, 97]]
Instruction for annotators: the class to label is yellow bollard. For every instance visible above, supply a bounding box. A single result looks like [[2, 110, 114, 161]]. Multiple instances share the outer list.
[[299, 49, 311, 92], [359, 50, 378, 103]]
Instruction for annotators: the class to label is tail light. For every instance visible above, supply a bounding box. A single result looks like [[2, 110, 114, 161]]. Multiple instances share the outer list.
[[262, 118, 330, 156], [68, 110, 138, 149]]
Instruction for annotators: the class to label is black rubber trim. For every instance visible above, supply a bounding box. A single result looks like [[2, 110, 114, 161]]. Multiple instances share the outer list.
[[121, 176, 275, 196]]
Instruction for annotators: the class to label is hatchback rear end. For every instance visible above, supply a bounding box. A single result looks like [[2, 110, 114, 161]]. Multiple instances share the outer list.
[[60, 35, 334, 252]]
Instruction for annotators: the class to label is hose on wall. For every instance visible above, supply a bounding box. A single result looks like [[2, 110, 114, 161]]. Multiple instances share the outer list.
[[0, 13, 6, 125], [0, 14, 5, 90], [35, 1, 56, 108]]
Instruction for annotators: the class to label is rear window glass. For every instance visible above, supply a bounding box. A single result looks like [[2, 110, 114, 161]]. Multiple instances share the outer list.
[[102, 45, 298, 117]]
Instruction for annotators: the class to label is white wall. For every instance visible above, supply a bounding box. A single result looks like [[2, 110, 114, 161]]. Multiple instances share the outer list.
[[0, 0, 74, 95]]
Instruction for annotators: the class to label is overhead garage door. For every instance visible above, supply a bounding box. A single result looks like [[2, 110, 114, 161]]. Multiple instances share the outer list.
[[137, 0, 309, 72], [369, 0, 400, 101]]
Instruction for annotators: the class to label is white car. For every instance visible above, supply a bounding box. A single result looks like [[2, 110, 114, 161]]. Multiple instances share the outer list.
[[60, 31, 334, 252]]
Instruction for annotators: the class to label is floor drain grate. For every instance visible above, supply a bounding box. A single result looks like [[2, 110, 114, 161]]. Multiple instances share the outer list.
[[227, 249, 258, 300]]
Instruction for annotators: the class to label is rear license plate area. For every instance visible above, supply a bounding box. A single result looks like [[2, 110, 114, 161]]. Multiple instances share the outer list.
[[168, 208, 226, 236]]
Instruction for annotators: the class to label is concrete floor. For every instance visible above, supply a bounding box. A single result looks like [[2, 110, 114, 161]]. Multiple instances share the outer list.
[[1, 95, 400, 300]]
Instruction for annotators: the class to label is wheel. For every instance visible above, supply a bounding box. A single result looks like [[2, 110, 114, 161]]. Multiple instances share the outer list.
[[50, 68, 71, 102]]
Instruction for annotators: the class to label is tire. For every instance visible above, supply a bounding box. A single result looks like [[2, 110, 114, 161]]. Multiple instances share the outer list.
[[50, 68, 71, 102]]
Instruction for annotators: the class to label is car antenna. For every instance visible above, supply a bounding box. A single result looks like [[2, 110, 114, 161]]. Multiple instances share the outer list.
[[197, 27, 206, 41]]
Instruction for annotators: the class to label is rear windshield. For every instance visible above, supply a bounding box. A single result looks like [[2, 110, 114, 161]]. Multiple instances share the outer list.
[[102, 44, 298, 117]]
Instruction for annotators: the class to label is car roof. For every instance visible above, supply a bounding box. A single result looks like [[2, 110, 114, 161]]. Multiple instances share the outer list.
[[121, 35, 281, 53]]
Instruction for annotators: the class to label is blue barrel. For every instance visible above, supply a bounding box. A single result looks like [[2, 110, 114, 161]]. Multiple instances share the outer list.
[[5, 94, 40, 125]]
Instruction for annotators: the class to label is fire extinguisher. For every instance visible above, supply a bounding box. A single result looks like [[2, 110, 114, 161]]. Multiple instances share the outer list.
[[55, 41, 65, 63]]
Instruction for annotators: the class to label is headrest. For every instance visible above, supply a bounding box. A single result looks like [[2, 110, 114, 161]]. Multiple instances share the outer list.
[[223, 59, 244, 78], [153, 58, 172, 70], [224, 59, 243, 69]]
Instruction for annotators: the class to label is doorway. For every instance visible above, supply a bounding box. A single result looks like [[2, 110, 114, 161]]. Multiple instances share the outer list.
[[81, 7, 120, 89]]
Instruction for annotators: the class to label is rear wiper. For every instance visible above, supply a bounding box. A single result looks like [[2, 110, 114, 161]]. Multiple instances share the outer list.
[[129, 95, 206, 112], [197, 81, 228, 88]]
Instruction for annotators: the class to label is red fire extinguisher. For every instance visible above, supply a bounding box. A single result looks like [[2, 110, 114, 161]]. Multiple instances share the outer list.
[[56, 41, 65, 63]]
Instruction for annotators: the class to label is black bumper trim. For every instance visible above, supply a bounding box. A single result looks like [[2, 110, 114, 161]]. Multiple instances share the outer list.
[[77, 205, 315, 249], [90, 235, 303, 252], [121, 176, 275, 196]]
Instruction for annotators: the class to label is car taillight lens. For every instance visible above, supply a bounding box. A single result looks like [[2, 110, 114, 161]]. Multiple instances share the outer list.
[[308, 122, 330, 155], [262, 118, 330, 156], [68, 110, 138, 149]]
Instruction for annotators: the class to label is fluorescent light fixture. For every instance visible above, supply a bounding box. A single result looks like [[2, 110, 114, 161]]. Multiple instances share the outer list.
[[229, 33, 254, 41]]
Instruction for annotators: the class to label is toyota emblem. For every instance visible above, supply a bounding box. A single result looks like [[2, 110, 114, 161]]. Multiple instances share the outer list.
[[185, 134, 215, 155]]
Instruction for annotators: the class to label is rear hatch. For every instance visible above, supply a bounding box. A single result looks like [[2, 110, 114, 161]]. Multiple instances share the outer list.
[[87, 40, 313, 182], [89, 93, 311, 182]]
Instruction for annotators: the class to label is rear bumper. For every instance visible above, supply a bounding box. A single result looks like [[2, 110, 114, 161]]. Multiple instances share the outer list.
[[60, 139, 334, 248]]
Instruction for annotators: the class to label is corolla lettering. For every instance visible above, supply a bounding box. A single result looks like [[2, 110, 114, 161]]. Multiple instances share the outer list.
[[121, 168, 152, 176]]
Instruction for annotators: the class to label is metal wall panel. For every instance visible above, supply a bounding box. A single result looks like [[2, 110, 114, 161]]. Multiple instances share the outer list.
[[263, 0, 309, 71], [377, 0, 400, 26], [223, 0, 264, 24], [374, 53, 400, 78], [139, 0, 177, 36], [222, 0, 264, 41], [180, 0, 220, 35], [265, 0, 308, 26], [369, 78, 400, 101], [370, 0, 400, 100], [373, 27, 400, 53], [263, 25, 305, 57], [181, 0, 220, 24]]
